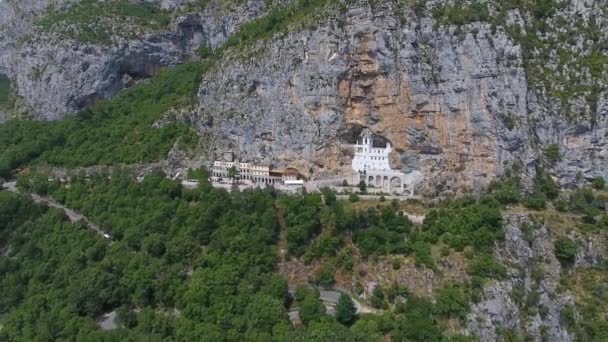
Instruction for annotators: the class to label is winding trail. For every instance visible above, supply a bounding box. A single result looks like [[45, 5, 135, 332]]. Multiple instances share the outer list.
[[3, 181, 113, 242], [288, 287, 379, 319]]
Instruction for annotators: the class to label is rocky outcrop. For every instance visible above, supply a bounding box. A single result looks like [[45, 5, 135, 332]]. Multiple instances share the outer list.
[[466, 214, 607, 341], [0, 0, 606, 191], [196, 0, 606, 195], [0, 0, 275, 119], [197, 2, 533, 194]]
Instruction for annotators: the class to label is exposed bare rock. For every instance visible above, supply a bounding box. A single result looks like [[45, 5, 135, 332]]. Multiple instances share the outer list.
[[466, 214, 607, 341], [0, 0, 275, 119]]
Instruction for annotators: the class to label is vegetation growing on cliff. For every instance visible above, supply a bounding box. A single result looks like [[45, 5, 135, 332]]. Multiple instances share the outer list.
[[0, 74, 11, 108], [433, 0, 607, 121], [0, 63, 205, 178], [35, 0, 171, 44], [561, 267, 608, 341]]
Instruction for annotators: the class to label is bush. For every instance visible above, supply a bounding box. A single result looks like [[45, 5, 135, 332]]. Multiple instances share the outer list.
[[490, 179, 521, 205], [196, 45, 212, 59], [391, 257, 401, 270], [412, 240, 434, 269], [554, 237, 577, 265], [349, 193, 360, 202], [554, 199, 567, 212], [561, 305, 576, 329], [470, 254, 507, 279], [523, 194, 547, 210], [591, 177, 606, 190], [435, 285, 470, 320], [0, 74, 11, 107], [321, 188, 337, 206], [545, 144, 560, 163], [314, 263, 335, 287]]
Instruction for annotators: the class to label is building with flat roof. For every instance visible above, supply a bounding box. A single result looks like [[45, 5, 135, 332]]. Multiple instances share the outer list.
[[211, 153, 303, 187]]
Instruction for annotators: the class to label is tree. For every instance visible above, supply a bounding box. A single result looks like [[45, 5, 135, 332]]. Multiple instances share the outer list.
[[245, 294, 286, 332], [335, 293, 357, 325], [358, 180, 367, 193], [304, 320, 352, 341], [321, 187, 337, 206], [435, 285, 469, 320], [262, 274, 289, 305], [299, 294, 325, 326], [554, 237, 577, 265], [227, 166, 238, 183]]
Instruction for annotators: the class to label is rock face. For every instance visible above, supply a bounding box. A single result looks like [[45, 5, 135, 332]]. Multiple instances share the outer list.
[[196, 2, 529, 194], [196, 1, 606, 195], [0, 0, 273, 119], [0, 0, 606, 190], [466, 214, 606, 341]]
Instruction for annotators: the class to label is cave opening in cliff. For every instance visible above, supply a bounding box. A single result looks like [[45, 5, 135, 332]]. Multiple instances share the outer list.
[[341, 125, 393, 149]]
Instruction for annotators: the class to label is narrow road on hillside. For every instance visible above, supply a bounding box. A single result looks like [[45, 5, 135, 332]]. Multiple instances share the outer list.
[[287, 287, 379, 318], [3, 181, 113, 242]]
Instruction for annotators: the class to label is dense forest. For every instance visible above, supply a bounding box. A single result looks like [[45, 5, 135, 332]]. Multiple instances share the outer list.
[[3, 168, 606, 340], [0, 170, 504, 341]]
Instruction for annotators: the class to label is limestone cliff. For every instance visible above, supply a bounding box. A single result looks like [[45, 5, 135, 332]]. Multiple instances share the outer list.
[[0, 0, 275, 119], [196, 0, 607, 195], [1, 0, 605, 194], [466, 214, 607, 341]]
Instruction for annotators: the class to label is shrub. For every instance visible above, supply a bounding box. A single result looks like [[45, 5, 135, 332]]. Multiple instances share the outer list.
[[554, 237, 577, 265], [560, 305, 576, 329], [591, 177, 606, 190], [196, 45, 212, 59], [434, 2, 490, 26], [413, 240, 434, 269], [349, 193, 360, 202], [314, 263, 335, 287], [391, 257, 401, 270], [523, 194, 547, 210], [554, 199, 567, 212], [545, 144, 560, 163], [0, 74, 11, 107], [321, 187, 337, 206], [370, 287, 387, 309], [470, 254, 507, 279], [490, 178, 521, 205], [435, 285, 470, 320], [423, 197, 503, 253]]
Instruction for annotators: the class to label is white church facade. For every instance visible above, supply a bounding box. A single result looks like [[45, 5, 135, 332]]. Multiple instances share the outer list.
[[351, 136, 417, 195]]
